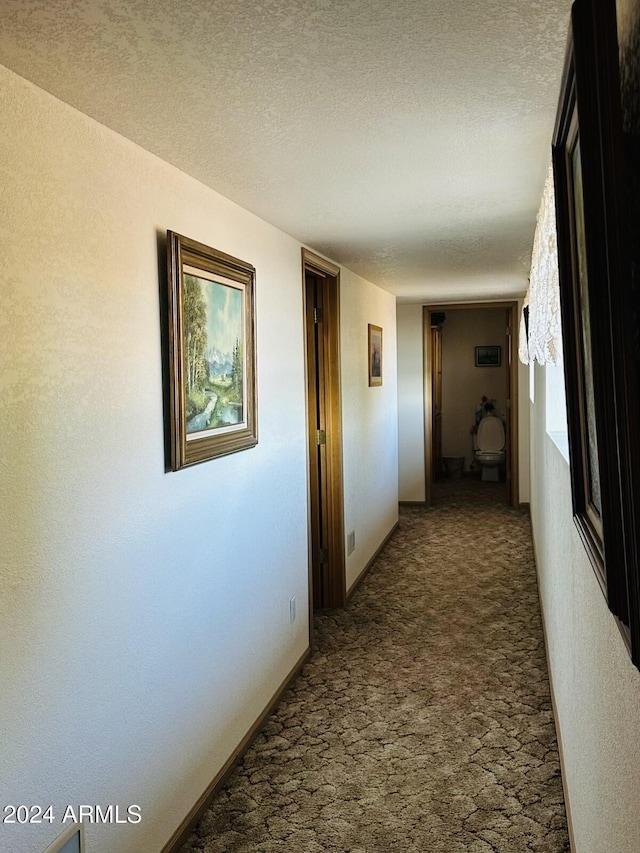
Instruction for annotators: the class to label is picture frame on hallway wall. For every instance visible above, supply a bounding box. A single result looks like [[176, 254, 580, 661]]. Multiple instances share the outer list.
[[368, 324, 382, 386], [475, 345, 501, 367], [552, 0, 640, 661], [165, 231, 258, 470]]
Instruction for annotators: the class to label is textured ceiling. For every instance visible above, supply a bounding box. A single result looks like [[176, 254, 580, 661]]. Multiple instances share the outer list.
[[0, 0, 571, 302]]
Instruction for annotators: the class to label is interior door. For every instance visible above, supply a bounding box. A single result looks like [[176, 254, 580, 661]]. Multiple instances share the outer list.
[[305, 270, 330, 607], [505, 309, 513, 500], [302, 250, 345, 612], [431, 324, 443, 482]]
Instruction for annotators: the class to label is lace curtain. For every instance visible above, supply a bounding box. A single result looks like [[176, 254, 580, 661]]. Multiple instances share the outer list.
[[519, 164, 561, 365]]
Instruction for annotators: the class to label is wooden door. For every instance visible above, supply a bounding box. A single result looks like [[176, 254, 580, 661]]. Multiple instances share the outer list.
[[505, 310, 513, 499], [305, 270, 330, 607], [302, 250, 345, 612], [431, 325, 443, 481]]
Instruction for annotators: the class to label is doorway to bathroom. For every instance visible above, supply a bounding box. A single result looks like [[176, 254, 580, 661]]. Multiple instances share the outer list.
[[423, 302, 519, 507]]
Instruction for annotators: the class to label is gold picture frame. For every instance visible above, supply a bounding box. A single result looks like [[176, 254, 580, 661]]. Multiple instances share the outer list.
[[166, 231, 258, 470]]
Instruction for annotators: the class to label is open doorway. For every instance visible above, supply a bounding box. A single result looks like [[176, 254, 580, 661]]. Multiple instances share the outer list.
[[423, 303, 519, 507], [302, 249, 346, 617]]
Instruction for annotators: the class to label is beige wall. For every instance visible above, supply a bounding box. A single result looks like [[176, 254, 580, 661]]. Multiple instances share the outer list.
[[441, 308, 507, 469], [341, 271, 398, 591], [0, 66, 397, 853], [530, 362, 640, 853]]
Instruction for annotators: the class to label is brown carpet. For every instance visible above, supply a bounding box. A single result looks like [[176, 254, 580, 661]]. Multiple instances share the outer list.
[[180, 478, 569, 853]]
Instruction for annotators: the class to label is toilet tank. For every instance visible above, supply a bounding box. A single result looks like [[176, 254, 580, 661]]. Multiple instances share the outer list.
[[476, 415, 505, 451]]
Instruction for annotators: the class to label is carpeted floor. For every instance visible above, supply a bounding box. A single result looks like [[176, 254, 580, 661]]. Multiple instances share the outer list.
[[180, 478, 569, 853]]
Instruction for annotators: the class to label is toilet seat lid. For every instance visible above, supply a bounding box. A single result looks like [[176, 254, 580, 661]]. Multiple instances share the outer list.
[[477, 415, 505, 451]]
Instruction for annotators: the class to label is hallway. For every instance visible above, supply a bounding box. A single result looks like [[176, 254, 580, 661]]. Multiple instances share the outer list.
[[180, 482, 568, 853]]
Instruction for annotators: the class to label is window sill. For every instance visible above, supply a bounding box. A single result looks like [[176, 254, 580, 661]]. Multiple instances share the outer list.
[[547, 430, 569, 463]]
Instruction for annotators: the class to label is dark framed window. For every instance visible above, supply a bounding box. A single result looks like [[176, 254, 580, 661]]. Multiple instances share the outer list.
[[553, 0, 640, 665]]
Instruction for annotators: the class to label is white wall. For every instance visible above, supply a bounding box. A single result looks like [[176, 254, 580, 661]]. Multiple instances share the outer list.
[[396, 304, 425, 502], [0, 67, 398, 853], [441, 309, 507, 470], [531, 361, 640, 853], [341, 272, 398, 591]]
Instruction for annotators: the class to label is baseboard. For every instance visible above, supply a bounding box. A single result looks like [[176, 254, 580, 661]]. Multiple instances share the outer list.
[[519, 501, 531, 511], [398, 500, 427, 506], [160, 646, 311, 853], [347, 521, 399, 600], [531, 536, 577, 853]]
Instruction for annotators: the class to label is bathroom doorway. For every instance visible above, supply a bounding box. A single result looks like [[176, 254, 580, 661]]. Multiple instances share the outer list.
[[423, 302, 519, 507]]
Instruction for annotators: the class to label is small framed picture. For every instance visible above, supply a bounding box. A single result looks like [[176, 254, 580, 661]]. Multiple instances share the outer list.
[[368, 324, 382, 386], [475, 345, 501, 367]]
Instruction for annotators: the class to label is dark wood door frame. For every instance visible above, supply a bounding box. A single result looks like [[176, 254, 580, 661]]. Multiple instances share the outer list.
[[423, 302, 520, 508], [302, 249, 346, 624], [431, 322, 443, 485]]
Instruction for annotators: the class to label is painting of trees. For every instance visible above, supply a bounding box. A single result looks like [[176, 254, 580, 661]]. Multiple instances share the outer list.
[[183, 275, 208, 420], [232, 339, 243, 394], [184, 275, 208, 388], [167, 231, 257, 468], [181, 273, 245, 431]]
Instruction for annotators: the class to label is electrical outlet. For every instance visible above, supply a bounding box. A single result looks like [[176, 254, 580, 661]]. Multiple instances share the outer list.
[[289, 596, 296, 623], [347, 530, 356, 555]]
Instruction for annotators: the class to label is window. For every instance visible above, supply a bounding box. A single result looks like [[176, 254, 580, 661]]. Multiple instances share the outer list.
[[545, 329, 569, 462], [553, 0, 639, 663]]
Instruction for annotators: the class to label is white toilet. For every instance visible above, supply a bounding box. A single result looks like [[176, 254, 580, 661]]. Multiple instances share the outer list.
[[475, 415, 505, 481]]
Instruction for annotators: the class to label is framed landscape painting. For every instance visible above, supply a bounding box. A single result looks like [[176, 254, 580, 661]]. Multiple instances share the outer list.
[[368, 324, 382, 386], [166, 231, 257, 469]]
